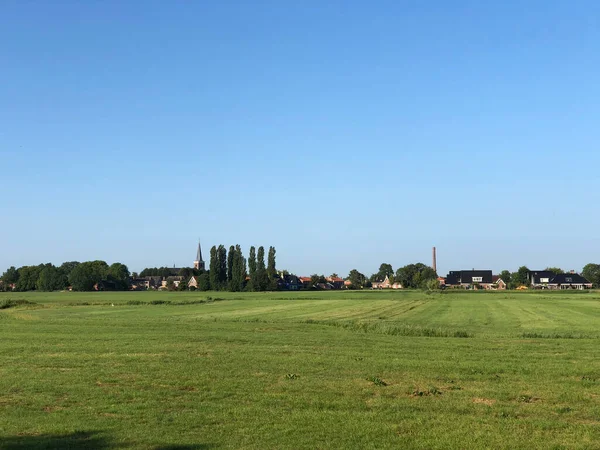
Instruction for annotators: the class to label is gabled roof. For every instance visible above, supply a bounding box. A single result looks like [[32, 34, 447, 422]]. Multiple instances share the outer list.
[[548, 273, 591, 285], [444, 270, 493, 285], [528, 271, 555, 284], [326, 277, 344, 283]]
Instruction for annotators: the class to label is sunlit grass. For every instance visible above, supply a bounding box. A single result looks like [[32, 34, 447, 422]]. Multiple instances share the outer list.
[[1, 290, 600, 448]]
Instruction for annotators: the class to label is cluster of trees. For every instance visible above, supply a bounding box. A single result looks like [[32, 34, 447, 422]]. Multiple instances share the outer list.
[[0, 261, 130, 292], [346, 262, 438, 289], [582, 264, 600, 287], [201, 244, 277, 292]]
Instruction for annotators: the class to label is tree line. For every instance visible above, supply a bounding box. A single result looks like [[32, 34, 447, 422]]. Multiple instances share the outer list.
[[0, 261, 130, 292], [5, 257, 600, 292]]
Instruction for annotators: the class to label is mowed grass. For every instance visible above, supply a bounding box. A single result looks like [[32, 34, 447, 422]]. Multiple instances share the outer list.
[[1, 290, 600, 449]]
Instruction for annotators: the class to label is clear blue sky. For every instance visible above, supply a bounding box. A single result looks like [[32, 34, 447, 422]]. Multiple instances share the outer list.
[[1, 1, 599, 277]]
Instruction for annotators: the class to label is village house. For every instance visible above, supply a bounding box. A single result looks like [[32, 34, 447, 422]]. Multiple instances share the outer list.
[[492, 276, 507, 290], [547, 272, 592, 290], [371, 275, 402, 289], [326, 276, 345, 289], [527, 270, 556, 289], [526, 270, 592, 290], [444, 270, 494, 289], [298, 277, 312, 288], [278, 273, 302, 291]]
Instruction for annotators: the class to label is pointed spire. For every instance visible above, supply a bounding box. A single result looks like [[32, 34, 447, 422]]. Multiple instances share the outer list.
[[196, 240, 203, 262]]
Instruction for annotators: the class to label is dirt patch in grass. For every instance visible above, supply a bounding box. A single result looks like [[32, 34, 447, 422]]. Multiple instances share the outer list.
[[473, 397, 496, 406]]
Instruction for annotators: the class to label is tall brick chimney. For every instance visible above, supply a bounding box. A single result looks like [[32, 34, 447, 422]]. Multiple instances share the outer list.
[[432, 247, 437, 274]]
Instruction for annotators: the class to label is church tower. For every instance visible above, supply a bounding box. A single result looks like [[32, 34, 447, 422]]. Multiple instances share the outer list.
[[194, 241, 205, 271]]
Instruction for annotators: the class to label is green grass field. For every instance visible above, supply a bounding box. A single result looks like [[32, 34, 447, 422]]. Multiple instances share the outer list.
[[1, 290, 600, 449]]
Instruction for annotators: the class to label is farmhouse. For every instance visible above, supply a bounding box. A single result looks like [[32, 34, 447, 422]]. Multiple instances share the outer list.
[[444, 270, 494, 289], [492, 276, 507, 290], [371, 275, 403, 289], [547, 273, 592, 290], [527, 270, 556, 288]]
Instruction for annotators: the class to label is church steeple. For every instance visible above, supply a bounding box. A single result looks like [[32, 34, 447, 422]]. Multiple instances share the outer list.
[[194, 240, 205, 271]]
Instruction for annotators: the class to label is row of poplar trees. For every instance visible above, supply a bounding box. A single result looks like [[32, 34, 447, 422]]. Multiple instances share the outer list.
[[208, 245, 277, 292]]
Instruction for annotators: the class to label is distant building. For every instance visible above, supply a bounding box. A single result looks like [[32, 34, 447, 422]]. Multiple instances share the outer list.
[[527, 270, 556, 288], [278, 273, 303, 291], [188, 275, 199, 289], [547, 272, 592, 290], [371, 275, 402, 289], [326, 276, 345, 289], [527, 270, 592, 290], [161, 276, 183, 289], [298, 277, 312, 288], [492, 276, 507, 290], [444, 270, 494, 289]]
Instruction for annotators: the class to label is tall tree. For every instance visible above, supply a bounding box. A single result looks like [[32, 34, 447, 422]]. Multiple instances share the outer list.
[[198, 273, 211, 291], [230, 245, 247, 292], [310, 274, 326, 288], [499, 270, 512, 284], [107, 263, 130, 290], [395, 263, 437, 289], [347, 269, 367, 289], [217, 245, 228, 290], [545, 267, 564, 275], [37, 265, 65, 291], [15, 265, 43, 291], [209, 246, 218, 291], [376, 263, 394, 280], [227, 245, 235, 283], [267, 246, 276, 279], [582, 263, 600, 287], [257, 247, 265, 271], [248, 246, 257, 277], [59, 261, 80, 281], [69, 261, 106, 291], [512, 266, 530, 286], [252, 246, 268, 291], [1, 266, 19, 285]]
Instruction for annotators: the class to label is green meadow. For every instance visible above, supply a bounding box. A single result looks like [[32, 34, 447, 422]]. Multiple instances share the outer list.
[[1, 290, 600, 449]]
